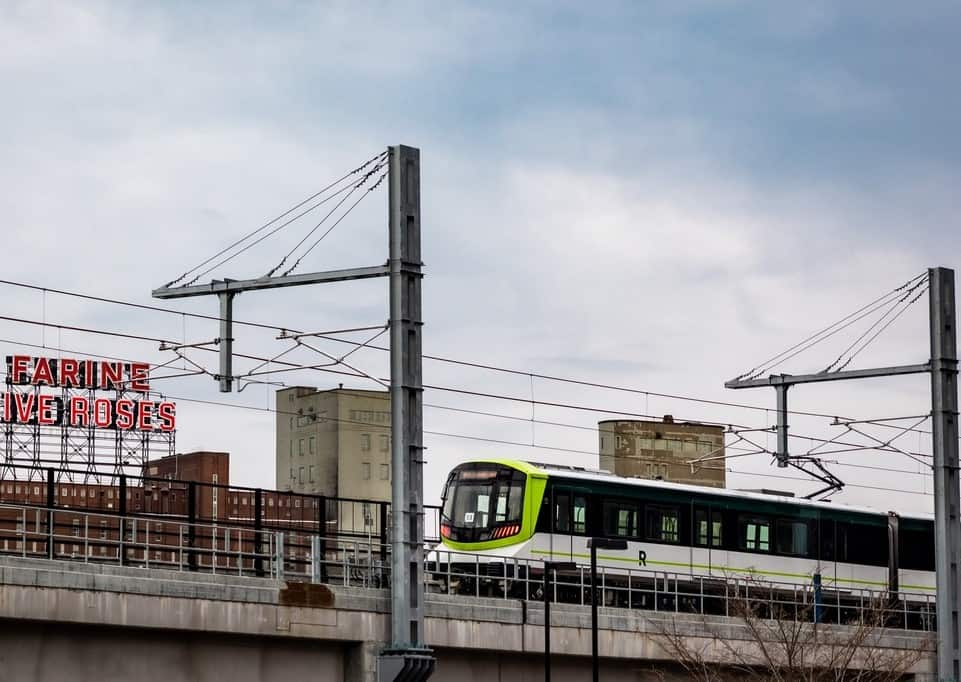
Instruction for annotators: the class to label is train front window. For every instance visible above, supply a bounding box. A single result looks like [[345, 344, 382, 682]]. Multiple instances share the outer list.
[[441, 465, 526, 541]]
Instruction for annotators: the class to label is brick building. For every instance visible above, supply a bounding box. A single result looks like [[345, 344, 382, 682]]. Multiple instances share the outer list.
[[0, 451, 359, 572]]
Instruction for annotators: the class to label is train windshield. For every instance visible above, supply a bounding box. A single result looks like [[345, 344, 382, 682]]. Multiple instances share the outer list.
[[441, 464, 526, 542]]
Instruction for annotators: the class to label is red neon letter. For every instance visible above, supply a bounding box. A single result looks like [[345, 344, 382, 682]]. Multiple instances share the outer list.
[[157, 402, 177, 432], [59, 358, 80, 388], [32, 357, 56, 386], [136, 401, 153, 431], [100, 362, 123, 390], [37, 394, 57, 425], [129, 363, 150, 392], [10, 356, 30, 385], [93, 398, 112, 428], [69, 397, 89, 426], [115, 399, 135, 430], [81, 360, 96, 389], [14, 393, 35, 423]]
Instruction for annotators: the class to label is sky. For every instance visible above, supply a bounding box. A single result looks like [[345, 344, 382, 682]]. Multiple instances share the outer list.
[[1, 1, 959, 513]]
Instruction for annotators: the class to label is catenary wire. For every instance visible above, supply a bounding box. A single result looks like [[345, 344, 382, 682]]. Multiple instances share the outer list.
[[735, 272, 926, 380], [271, 165, 388, 277], [168, 151, 386, 287], [0, 279, 933, 433]]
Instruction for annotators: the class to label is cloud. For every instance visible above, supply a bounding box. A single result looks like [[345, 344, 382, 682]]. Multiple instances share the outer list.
[[0, 1, 956, 515]]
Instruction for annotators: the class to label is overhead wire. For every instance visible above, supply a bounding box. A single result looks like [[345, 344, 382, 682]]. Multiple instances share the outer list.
[[733, 272, 926, 380], [167, 150, 386, 287], [0, 314, 938, 463], [830, 284, 929, 372], [0, 278, 934, 434], [272, 165, 388, 277]]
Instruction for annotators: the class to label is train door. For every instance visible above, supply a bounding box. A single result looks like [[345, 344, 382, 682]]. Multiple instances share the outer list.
[[693, 504, 723, 578], [550, 486, 589, 561], [551, 487, 573, 560]]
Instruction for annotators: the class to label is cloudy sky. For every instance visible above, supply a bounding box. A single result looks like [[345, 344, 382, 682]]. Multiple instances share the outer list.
[[1, 1, 958, 513]]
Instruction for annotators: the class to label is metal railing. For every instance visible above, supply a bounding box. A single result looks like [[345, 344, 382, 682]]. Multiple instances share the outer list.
[[0, 499, 937, 634], [422, 549, 936, 633], [0, 463, 443, 552]]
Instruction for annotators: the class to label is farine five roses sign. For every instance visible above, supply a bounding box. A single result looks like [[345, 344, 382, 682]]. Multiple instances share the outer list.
[[2, 355, 176, 431]]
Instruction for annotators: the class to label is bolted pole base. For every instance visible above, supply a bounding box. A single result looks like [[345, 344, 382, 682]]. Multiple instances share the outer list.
[[377, 649, 435, 682]]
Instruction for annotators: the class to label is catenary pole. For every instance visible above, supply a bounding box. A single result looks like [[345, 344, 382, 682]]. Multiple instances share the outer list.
[[152, 145, 434, 678], [929, 267, 961, 682], [725, 266, 959, 681]]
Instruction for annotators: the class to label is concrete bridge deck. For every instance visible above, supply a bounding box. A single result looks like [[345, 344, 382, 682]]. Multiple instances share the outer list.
[[0, 556, 937, 681]]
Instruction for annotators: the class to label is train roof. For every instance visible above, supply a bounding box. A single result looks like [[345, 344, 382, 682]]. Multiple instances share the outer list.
[[459, 459, 933, 522]]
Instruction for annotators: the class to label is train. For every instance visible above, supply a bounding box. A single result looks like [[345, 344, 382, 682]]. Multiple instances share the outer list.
[[431, 459, 935, 617]]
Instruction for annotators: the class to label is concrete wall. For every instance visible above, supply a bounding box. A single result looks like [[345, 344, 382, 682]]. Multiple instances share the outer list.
[[0, 621, 348, 682], [0, 556, 936, 682]]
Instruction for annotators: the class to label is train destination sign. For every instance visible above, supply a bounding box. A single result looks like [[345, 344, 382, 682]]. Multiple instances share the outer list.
[[2, 355, 176, 431]]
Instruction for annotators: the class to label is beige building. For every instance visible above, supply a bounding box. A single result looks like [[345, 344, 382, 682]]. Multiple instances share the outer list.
[[276, 387, 392, 501], [598, 416, 726, 488]]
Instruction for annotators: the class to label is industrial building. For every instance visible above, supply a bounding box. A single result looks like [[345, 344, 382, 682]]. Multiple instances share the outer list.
[[275, 386, 392, 502], [598, 416, 726, 488]]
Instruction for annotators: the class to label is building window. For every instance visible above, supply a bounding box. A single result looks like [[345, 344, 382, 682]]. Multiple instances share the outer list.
[[298, 467, 304, 484], [361, 434, 371, 451], [362, 462, 371, 480], [241, 497, 247, 506], [309, 437, 315, 454], [33, 486, 40, 496], [268, 498, 274, 507], [299, 439, 304, 455], [100, 521, 108, 539], [80, 489, 85, 498], [309, 465, 315, 483], [72, 519, 80, 537], [295, 499, 301, 508], [379, 435, 389, 452], [379, 464, 389, 480]]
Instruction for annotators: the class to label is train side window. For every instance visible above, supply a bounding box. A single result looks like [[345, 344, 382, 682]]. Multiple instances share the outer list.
[[554, 492, 571, 533], [647, 505, 679, 543], [695, 509, 723, 547], [573, 495, 587, 535], [739, 516, 770, 552], [603, 499, 639, 538], [840, 521, 887, 567], [775, 519, 809, 556], [899, 524, 935, 571]]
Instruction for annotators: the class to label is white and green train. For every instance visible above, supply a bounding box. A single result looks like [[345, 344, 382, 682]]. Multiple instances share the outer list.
[[434, 459, 935, 610]]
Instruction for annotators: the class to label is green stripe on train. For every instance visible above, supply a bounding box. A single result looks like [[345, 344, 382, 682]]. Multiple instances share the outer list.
[[528, 548, 935, 592]]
